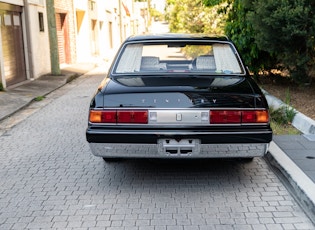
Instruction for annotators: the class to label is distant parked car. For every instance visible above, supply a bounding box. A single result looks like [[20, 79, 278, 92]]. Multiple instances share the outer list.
[[86, 33, 272, 161]]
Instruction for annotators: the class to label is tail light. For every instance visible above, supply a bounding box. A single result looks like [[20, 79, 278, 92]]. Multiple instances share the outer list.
[[89, 110, 148, 124], [117, 110, 148, 123], [242, 110, 269, 123], [89, 109, 269, 125], [210, 110, 241, 124], [210, 110, 269, 124]]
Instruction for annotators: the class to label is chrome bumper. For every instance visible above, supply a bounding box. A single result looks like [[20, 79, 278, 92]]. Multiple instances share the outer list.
[[89, 142, 269, 159]]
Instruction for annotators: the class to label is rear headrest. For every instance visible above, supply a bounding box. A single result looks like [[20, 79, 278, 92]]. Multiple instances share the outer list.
[[140, 56, 160, 70], [195, 55, 216, 70]]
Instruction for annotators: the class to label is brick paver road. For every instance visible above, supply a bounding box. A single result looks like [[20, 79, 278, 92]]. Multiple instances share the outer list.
[[0, 71, 314, 230]]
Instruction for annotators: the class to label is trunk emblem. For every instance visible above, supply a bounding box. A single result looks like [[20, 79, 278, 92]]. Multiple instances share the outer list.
[[176, 113, 182, 121]]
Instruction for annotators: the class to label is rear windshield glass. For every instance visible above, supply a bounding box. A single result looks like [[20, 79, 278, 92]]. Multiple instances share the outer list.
[[113, 42, 245, 75]]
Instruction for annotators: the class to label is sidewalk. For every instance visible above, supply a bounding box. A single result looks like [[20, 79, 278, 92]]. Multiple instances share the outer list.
[[0, 63, 97, 121], [0, 65, 315, 222], [264, 91, 315, 223]]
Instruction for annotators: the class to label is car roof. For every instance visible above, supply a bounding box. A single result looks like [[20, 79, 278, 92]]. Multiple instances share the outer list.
[[125, 33, 230, 42]]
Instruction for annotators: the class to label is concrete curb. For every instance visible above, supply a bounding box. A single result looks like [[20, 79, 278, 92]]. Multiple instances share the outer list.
[[263, 90, 315, 135], [267, 142, 315, 223]]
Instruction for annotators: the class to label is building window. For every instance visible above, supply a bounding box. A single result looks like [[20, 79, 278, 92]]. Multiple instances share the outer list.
[[38, 12, 44, 32], [4, 14, 12, 26], [89, 1, 96, 11]]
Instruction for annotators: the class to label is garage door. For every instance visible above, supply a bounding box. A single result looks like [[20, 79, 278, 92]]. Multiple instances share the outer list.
[[0, 3, 26, 86], [56, 13, 70, 64]]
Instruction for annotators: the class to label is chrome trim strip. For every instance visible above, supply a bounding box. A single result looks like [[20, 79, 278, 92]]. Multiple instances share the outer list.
[[87, 130, 272, 135]]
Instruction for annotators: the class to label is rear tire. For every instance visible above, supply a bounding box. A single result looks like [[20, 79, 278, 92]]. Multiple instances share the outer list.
[[102, 157, 121, 162], [240, 157, 254, 162]]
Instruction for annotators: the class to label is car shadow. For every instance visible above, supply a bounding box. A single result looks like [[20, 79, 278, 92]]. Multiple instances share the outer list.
[[98, 158, 259, 189]]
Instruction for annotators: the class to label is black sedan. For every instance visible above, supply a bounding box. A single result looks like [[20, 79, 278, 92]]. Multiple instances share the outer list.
[[86, 33, 272, 161]]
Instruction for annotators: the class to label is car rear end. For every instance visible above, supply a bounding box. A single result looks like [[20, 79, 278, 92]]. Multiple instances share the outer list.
[[86, 34, 273, 160]]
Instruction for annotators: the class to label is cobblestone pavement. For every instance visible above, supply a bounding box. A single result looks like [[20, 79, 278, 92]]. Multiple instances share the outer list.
[[0, 73, 314, 230]]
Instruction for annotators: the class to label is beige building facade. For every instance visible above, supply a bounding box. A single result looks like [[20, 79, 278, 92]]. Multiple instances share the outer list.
[[0, 0, 50, 88], [0, 0, 149, 89]]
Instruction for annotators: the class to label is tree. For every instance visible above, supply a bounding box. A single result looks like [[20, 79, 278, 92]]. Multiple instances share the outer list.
[[248, 0, 315, 84], [169, 0, 315, 84], [220, 0, 276, 74], [166, 0, 226, 34], [205, 0, 315, 84]]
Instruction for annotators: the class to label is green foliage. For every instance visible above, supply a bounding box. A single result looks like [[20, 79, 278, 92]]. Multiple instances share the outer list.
[[168, 0, 315, 84], [34, 96, 45, 101], [269, 89, 297, 125], [269, 105, 296, 126], [203, 0, 231, 7], [247, 0, 315, 84], [149, 7, 164, 21], [181, 45, 213, 59], [283, 88, 297, 122], [268, 88, 299, 135], [0, 82, 3, 91], [270, 121, 301, 135], [203, 0, 223, 6], [166, 0, 226, 34], [224, 0, 277, 74], [223, 0, 315, 84]]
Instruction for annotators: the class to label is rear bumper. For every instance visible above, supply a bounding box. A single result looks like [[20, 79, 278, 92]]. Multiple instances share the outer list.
[[89, 142, 269, 159], [86, 129, 272, 159]]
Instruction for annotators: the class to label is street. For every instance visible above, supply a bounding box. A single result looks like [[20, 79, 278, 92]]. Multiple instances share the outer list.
[[0, 69, 314, 230]]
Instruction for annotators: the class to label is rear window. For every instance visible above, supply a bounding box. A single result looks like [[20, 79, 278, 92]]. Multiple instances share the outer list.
[[113, 42, 245, 75]]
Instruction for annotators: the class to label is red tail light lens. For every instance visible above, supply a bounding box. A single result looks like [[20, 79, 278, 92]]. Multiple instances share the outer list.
[[210, 110, 241, 124], [117, 110, 148, 123], [101, 111, 116, 123], [89, 110, 148, 124]]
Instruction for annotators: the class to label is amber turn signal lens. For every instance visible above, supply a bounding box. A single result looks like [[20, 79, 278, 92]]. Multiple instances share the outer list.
[[255, 110, 269, 123], [89, 110, 116, 123], [89, 110, 102, 123]]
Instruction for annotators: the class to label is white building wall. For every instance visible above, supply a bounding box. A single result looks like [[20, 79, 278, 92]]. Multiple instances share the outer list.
[[133, 2, 147, 35], [1, 0, 147, 88], [73, 0, 146, 65], [96, 0, 109, 62], [104, 0, 121, 51], [122, 0, 132, 38], [73, 0, 92, 63], [73, 0, 121, 64], [26, 1, 51, 78]]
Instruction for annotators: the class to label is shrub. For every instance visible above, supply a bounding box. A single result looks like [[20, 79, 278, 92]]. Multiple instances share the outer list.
[[269, 105, 296, 125]]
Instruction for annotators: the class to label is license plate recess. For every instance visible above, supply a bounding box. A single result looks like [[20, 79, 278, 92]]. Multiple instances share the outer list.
[[157, 139, 201, 156]]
